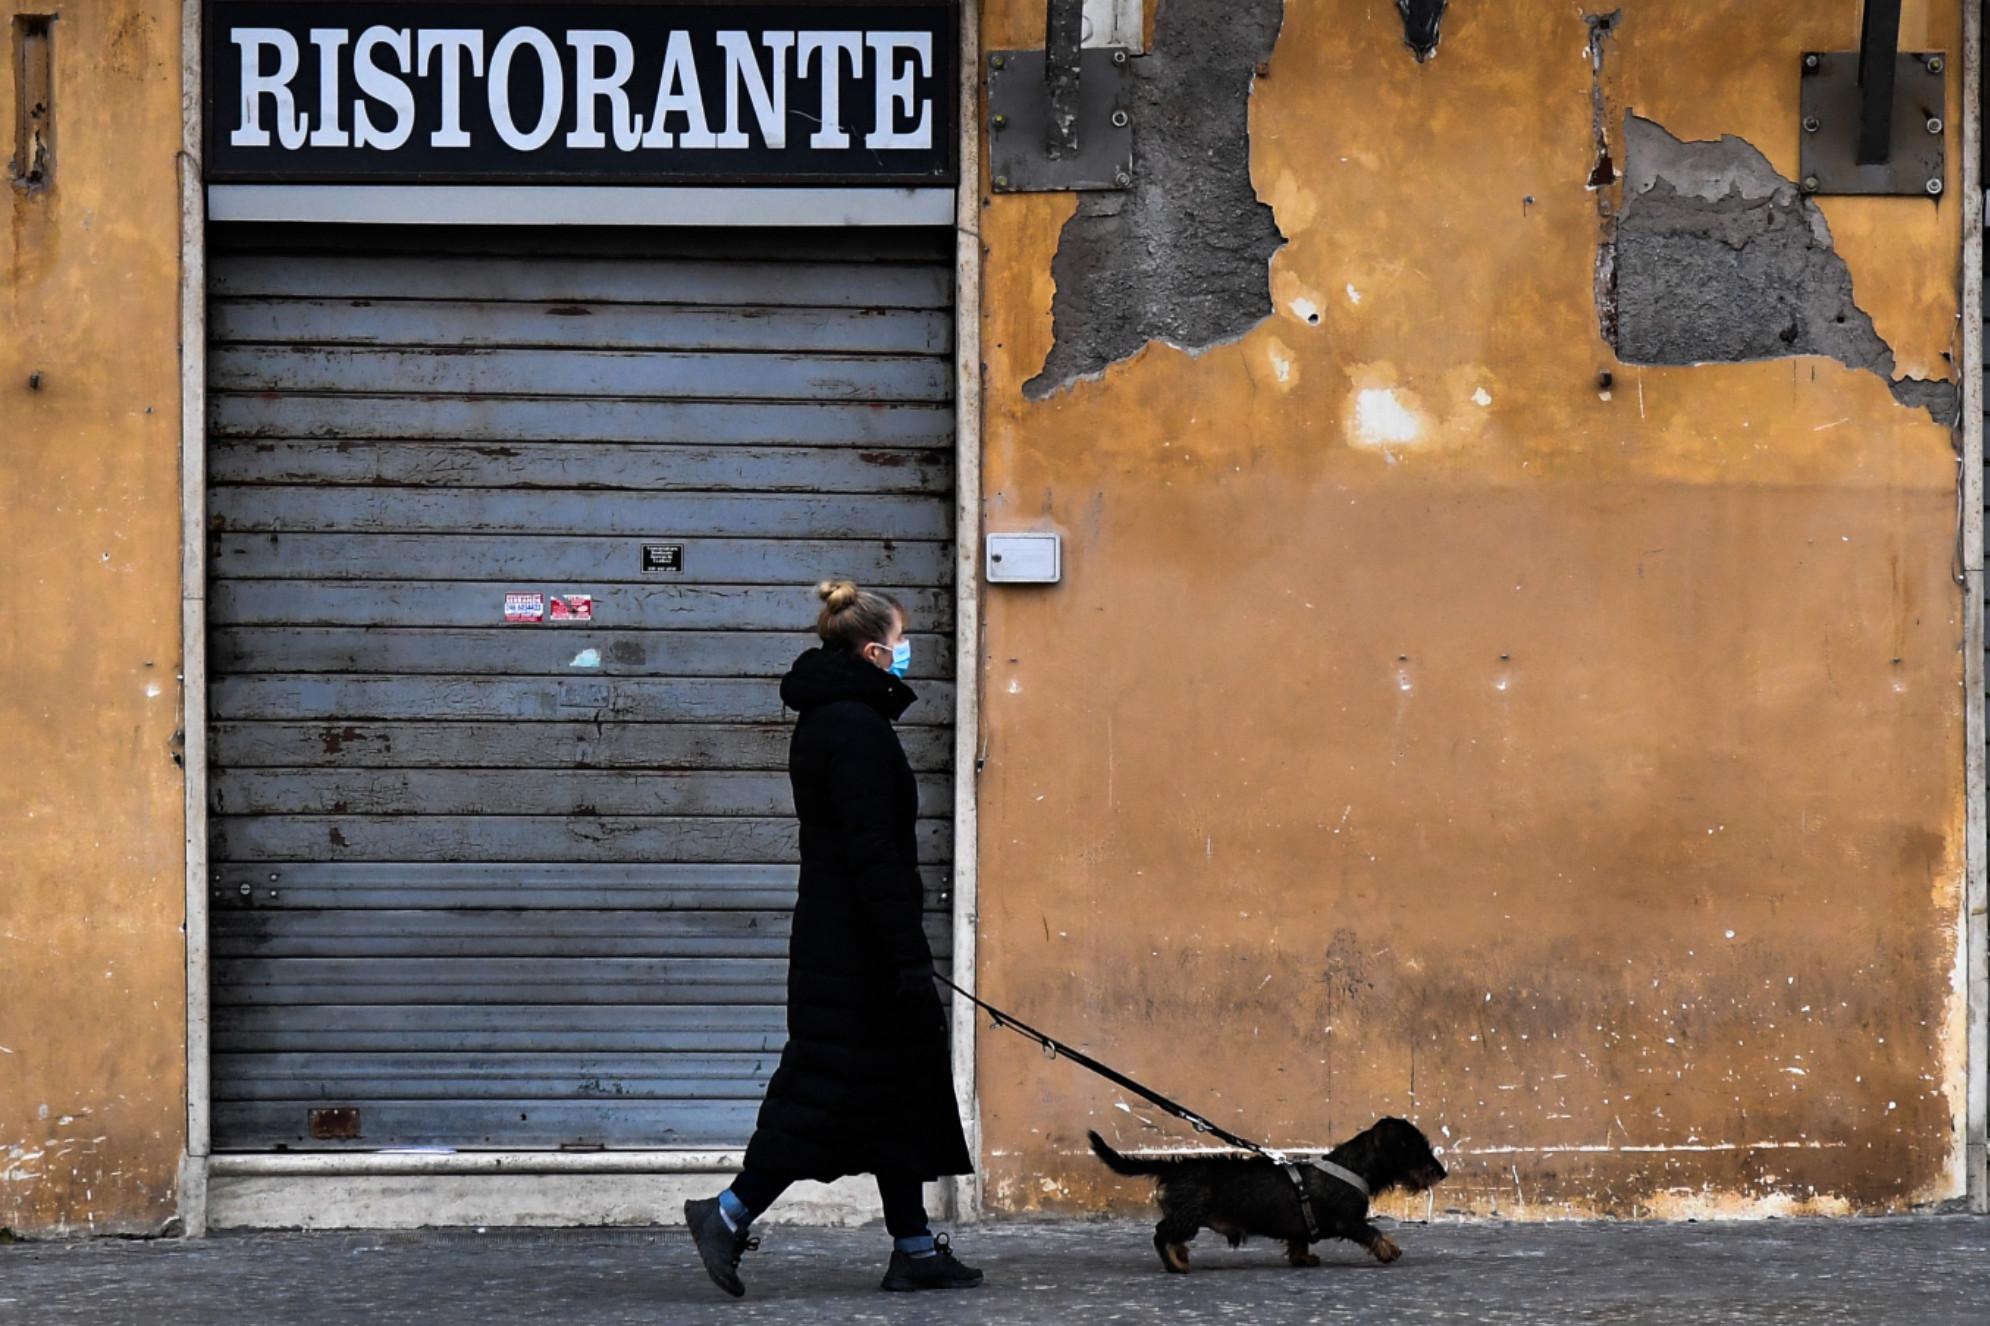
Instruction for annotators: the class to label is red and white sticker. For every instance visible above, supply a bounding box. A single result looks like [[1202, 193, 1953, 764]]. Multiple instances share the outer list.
[[550, 593, 594, 622], [504, 592, 545, 623]]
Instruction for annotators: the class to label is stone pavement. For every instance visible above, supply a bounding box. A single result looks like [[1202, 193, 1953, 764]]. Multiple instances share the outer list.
[[3, 1215, 1986, 1325]]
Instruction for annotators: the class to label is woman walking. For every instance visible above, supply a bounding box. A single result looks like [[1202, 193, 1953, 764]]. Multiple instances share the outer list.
[[685, 581, 981, 1297]]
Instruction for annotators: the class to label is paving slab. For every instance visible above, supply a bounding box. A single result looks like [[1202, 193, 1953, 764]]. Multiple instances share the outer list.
[[3, 1215, 1986, 1325]]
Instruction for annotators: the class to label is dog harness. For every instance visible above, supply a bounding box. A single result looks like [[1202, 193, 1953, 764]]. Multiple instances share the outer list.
[[933, 975, 1370, 1240], [1259, 1149, 1368, 1240]]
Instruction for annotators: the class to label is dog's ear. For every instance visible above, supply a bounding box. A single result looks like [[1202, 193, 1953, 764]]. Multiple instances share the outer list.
[[1378, 1117, 1440, 1160]]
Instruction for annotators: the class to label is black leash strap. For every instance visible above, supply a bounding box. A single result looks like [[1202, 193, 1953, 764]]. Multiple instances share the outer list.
[[932, 973, 1351, 1238]]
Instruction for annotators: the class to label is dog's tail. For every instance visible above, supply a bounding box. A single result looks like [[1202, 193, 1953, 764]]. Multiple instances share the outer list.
[[1087, 1130, 1167, 1176]]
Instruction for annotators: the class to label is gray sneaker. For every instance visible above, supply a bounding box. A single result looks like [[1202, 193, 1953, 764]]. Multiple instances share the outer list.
[[684, 1196, 757, 1298], [879, 1233, 985, 1292]]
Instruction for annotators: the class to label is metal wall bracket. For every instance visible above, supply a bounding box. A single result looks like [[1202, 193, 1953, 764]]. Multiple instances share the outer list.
[[987, 47, 1134, 192], [1799, 49, 1946, 197]]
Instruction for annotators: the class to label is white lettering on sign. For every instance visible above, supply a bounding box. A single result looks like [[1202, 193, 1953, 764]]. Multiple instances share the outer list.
[[641, 29, 715, 149], [232, 27, 307, 148], [865, 32, 932, 150], [715, 30, 793, 150], [488, 27, 564, 150], [419, 30, 485, 148], [225, 21, 941, 160], [568, 30, 641, 150], [307, 29, 351, 147], [797, 31, 863, 149], [352, 26, 415, 150]]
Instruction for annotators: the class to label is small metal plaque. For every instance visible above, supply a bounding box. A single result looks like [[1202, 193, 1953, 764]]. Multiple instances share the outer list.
[[987, 47, 1134, 193], [1798, 51, 1946, 197], [642, 543, 684, 573], [309, 1107, 362, 1140]]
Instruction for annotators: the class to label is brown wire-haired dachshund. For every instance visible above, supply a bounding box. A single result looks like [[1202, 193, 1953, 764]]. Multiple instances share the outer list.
[[1088, 1117, 1448, 1272]]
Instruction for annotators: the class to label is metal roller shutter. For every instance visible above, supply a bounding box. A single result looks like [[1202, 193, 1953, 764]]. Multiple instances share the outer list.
[[205, 225, 955, 1150]]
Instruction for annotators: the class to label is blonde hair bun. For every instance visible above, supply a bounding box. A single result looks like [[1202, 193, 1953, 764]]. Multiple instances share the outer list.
[[816, 579, 861, 612], [812, 579, 904, 652]]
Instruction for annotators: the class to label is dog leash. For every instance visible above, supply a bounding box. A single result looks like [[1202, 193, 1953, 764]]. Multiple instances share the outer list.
[[932, 973, 1368, 1239]]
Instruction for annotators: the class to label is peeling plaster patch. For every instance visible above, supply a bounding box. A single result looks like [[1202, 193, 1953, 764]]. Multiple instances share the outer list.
[[1585, 11, 1623, 344], [1273, 266, 1324, 327], [1605, 115, 1959, 424], [1258, 337, 1298, 388], [1396, 0, 1447, 63], [1266, 169, 1320, 233], [1352, 388, 1422, 447], [1889, 377, 1959, 420], [1456, 1140, 1848, 1156], [1472, 387, 1494, 407], [1344, 283, 1362, 305], [1025, 0, 1287, 400], [1583, 11, 1621, 190], [1642, 1190, 1855, 1221]]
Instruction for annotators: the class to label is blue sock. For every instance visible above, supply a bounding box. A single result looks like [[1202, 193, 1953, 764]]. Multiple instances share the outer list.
[[894, 1232, 936, 1258], [718, 1188, 751, 1231]]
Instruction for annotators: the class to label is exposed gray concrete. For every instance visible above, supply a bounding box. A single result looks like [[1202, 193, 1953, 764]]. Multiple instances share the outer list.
[[1024, 0, 1286, 400], [1609, 115, 1959, 424], [5, 1217, 1987, 1324]]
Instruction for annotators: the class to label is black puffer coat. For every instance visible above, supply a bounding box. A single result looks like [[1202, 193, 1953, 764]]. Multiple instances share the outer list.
[[740, 647, 973, 1181]]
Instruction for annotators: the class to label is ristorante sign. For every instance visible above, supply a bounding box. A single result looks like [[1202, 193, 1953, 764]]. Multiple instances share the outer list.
[[205, 2, 956, 185]]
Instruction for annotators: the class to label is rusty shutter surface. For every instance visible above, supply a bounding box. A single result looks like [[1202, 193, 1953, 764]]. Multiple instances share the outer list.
[[206, 225, 955, 1149]]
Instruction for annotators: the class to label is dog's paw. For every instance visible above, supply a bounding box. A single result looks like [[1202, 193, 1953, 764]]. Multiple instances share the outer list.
[[1289, 1251, 1323, 1268], [1161, 1243, 1192, 1274], [1368, 1235, 1402, 1265]]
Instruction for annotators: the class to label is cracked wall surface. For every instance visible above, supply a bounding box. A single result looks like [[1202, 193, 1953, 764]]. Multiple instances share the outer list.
[[0, 0, 1972, 1238], [1024, 0, 1286, 399], [978, 0, 1966, 1222], [1609, 115, 1959, 423]]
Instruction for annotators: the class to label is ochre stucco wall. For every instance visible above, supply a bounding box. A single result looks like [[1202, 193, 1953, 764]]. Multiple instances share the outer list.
[[0, 0, 1969, 1236], [0, 1, 186, 1234], [975, 0, 1969, 1216]]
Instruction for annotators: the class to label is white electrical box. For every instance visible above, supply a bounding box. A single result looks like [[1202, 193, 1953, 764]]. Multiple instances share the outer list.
[[986, 532, 1063, 584]]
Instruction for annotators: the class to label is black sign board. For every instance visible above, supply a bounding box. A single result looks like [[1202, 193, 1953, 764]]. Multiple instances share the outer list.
[[641, 543, 684, 573], [206, 1, 956, 185]]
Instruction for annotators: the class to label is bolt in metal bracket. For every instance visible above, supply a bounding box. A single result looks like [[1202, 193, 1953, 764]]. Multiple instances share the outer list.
[[1798, 8, 1945, 197], [987, 46, 1135, 192]]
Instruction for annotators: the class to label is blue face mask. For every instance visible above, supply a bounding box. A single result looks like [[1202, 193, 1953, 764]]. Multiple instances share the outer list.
[[887, 639, 912, 678]]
